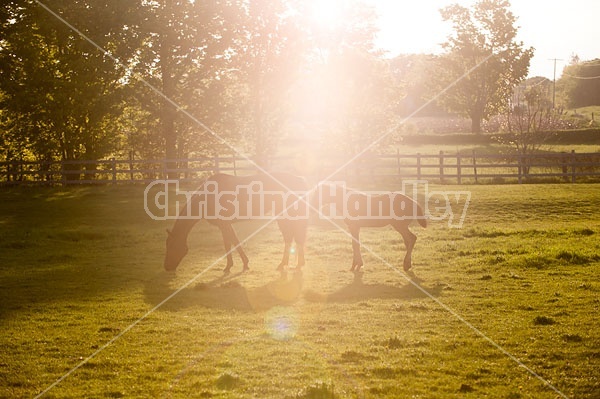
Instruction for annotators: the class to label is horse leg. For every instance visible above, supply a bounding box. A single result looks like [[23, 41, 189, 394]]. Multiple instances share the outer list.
[[277, 221, 293, 271], [220, 225, 234, 273], [226, 224, 249, 271], [349, 224, 363, 271], [294, 221, 307, 269], [394, 222, 416, 271], [292, 220, 308, 269]]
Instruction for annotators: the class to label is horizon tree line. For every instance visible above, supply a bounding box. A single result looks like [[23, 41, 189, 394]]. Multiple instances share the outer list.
[[0, 0, 594, 169]]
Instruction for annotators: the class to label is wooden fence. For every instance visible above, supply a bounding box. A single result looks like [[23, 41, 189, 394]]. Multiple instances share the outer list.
[[1, 151, 600, 186]]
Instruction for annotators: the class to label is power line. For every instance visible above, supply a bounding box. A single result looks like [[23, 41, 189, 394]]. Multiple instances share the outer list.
[[562, 72, 600, 80]]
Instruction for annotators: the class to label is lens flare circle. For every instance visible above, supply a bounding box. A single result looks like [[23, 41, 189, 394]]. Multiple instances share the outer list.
[[265, 306, 299, 341]]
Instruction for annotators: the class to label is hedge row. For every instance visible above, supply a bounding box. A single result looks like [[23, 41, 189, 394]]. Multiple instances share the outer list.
[[400, 129, 600, 146]]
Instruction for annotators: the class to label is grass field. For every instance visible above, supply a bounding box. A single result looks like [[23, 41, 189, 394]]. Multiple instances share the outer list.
[[1, 183, 599, 398]]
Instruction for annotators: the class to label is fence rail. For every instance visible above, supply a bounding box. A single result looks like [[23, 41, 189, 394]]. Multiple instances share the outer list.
[[2, 151, 600, 186]]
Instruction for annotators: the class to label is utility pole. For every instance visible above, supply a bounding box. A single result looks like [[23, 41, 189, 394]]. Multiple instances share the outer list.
[[548, 58, 564, 108]]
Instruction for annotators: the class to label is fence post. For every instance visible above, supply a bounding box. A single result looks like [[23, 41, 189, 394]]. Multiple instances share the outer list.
[[61, 161, 67, 186], [111, 158, 117, 184], [416, 153, 421, 180], [128, 151, 134, 182], [571, 150, 576, 183], [518, 154, 523, 184], [439, 151, 444, 183], [472, 150, 478, 184], [560, 151, 567, 181], [457, 153, 462, 184]]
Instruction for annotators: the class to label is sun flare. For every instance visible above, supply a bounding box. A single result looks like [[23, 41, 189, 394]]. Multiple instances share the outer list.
[[310, 0, 344, 30]]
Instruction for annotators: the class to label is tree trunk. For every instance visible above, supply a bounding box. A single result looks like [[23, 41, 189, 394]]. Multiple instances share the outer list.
[[471, 113, 482, 134], [160, 18, 178, 180]]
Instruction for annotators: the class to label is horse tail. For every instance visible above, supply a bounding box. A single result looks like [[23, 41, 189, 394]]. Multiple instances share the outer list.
[[416, 202, 427, 228]]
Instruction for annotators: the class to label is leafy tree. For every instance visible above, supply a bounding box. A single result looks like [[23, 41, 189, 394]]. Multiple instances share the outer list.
[[390, 54, 447, 117], [0, 0, 138, 170], [287, 0, 399, 159], [436, 0, 533, 133], [496, 76, 585, 175], [558, 58, 600, 108], [319, 47, 399, 156], [128, 0, 242, 177], [222, 0, 309, 167]]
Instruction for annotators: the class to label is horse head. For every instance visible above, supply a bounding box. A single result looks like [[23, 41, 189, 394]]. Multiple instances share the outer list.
[[164, 229, 188, 271]]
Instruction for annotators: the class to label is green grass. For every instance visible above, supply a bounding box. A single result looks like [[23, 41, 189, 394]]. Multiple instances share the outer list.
[[1, 184, 599, 398], [564, 105, 600, 122]]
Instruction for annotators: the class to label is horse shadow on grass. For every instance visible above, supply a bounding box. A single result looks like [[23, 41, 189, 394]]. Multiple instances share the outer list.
[[303, 269, 444, 304], [144, 269, 305, 312], [144, 266, 442, 312]]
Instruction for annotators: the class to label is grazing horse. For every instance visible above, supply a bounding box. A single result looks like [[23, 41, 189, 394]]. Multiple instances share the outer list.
[[164, 172, 308, 273], [313, 183, 427, 272]]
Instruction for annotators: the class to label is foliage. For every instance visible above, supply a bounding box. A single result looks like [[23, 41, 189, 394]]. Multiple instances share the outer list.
[[1, 0, 402, 166], [0, 0, 138, 164], [497, 78, 561, 161], [2, 0, 597, 168], [390, 54, 448, 118], [125, 0, 242, 170], [435, 0, 534, 133], [228, 0, 307, 165], [288, 1, 400, 158], [318, 48, 400, 157], [557, 58, 600, 108]]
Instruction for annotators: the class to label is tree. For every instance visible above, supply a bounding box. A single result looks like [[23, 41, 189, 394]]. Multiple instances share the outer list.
[[287, 0, 399, 159], [220, 0, 309, 167], [558, 58, 600, 108], [390, 54, 447, 117], [130, 0, 240, 175], [319, 47, 399, 156], [436, 0, 533, 133], [0, 0, 138, 169], [498, 78, 563, 175]]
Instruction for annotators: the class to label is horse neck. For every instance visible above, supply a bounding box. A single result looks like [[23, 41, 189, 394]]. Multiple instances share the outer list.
[[171, 196, 202, 239]]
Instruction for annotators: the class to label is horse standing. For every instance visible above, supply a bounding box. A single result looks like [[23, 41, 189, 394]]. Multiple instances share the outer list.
[[164, 173, 308, 273], [314, 183, 427, 272]]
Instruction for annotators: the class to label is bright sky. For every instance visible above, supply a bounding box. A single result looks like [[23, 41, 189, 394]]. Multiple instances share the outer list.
[[367, 0, 600, 79]]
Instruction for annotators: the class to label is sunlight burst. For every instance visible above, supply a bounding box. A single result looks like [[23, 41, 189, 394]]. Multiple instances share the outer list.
[[310, 0, 344, 30]]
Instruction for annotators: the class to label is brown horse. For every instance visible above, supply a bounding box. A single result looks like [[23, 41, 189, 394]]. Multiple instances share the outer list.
[[164, 172, 308, 273], [313, 183, 427, 272]]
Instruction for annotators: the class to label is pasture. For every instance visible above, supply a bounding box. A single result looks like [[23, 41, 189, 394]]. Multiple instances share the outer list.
[[1, 183, 599, 398]]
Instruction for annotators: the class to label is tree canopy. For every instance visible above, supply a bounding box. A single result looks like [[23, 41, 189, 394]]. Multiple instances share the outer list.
[[0, 0, 398, 165], [436, 0, 533, 133], [6, 0, 596, 165], [558, 58, 600, 108]]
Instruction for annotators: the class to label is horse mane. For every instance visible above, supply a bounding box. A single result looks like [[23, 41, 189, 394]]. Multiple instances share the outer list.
[[169, 177, 210, 237]]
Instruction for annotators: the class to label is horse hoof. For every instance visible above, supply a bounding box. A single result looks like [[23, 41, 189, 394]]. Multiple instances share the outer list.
[[276, 262, 287, 271]]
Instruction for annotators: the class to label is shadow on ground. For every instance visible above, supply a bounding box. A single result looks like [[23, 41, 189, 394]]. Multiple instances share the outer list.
[[303, 269, 443, 303], [144, 269, 305, 312], [144, 266, 442, 312]]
